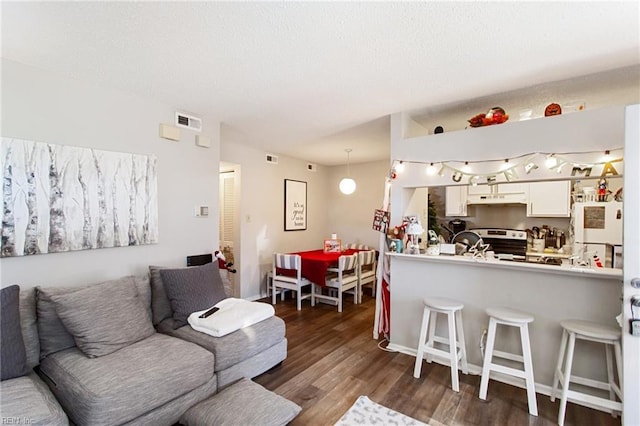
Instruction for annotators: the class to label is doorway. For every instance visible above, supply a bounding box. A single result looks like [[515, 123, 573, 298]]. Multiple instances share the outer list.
[[219, 162, 241, 297]]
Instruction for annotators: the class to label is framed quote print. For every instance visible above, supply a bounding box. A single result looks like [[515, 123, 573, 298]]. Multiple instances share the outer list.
[[284, 179, 307, 231]]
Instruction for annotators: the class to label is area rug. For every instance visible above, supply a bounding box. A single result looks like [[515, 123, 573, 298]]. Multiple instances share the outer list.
[[335, 395, 429, 426]]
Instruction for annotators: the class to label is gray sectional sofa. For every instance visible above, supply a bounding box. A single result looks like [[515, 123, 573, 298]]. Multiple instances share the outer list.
[[1, 263, 288, 426], [0, 286, 68, 425]]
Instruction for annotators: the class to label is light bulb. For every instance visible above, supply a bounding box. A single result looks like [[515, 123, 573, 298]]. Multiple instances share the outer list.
[[426, 163, 437, 175], [461, 161, 471, 173], [396, 161, 405, 173], [339, 178, 356, 195]]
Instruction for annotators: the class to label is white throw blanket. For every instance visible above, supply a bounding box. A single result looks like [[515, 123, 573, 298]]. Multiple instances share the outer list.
[[188, 298, 275, 338]]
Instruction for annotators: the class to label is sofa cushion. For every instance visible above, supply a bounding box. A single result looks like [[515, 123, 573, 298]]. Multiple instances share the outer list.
[[160, 262, 228, 329], [40, 333, 214, 426], [1, 285, 29, 380], [180, 378, 301, 426], [0, 373, 68, 425], [158, 315, 286, 371], [149, 265, 174, 325], [50, 277, 155, 358], [36, 275, 150, 358], [150, 264, 231, 326], [19, 287, 40, 369]]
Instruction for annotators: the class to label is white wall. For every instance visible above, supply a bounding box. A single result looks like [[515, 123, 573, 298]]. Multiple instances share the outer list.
[[220, 142, 330, 299], [0, 59, 221, 289], [623, 104, 640, 424], [219, 144, 389, 300], [326, 160, 390, 249]]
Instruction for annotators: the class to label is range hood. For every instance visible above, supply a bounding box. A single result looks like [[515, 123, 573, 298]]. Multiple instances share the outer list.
[[466, 192, 527, 205]]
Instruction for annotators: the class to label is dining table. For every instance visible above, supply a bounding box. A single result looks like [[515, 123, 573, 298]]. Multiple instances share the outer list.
[[279, 249, 360, 287]]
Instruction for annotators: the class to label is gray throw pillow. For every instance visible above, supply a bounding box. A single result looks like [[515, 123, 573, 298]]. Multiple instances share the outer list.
[[160, 262, 227, 329], [51, 278, 155, 358], [1, 285, 29, 380], [149, 265, 174, 325], [36, 276, 149, 358]]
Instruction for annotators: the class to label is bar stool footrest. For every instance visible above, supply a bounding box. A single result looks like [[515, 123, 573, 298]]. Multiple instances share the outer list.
[[565, 389, 622, 412], [486, 363, 528, 380], [491, 349, 524, 363]]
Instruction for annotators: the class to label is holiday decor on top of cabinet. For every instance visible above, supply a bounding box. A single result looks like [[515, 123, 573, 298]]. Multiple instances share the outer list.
[[467, 107, 509, 128]]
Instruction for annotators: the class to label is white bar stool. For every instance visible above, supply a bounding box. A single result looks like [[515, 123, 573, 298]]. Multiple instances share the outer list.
[[413, 297, 468, 392], [479, 307, 538, 416], [550, 319, 622, 426]]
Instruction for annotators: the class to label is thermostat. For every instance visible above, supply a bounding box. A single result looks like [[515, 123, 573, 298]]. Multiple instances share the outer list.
[[194, 206, 209, 217]]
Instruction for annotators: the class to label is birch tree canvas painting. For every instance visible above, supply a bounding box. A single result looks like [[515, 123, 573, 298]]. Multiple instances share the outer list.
[[1, 138, 158, 257]]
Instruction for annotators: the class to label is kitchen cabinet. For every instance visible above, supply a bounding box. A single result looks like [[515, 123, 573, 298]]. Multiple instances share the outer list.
[[467, 182, 527, 205], [467, 185, 492, 196], [496, 183, 528, 194], [527, 181, 571, 217], [445, 186, 468, 216]]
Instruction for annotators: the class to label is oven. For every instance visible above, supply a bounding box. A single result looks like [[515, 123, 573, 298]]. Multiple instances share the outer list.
[[471, 228, 528, 259]]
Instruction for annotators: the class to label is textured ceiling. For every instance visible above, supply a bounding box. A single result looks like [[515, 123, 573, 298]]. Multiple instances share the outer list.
[[2, 2, 639, 165]]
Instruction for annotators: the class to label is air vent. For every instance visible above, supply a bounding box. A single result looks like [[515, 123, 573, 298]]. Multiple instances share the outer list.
[[266, 154, 279, 164], [307, 163, 317, 172], [175, 112, 202, 132]]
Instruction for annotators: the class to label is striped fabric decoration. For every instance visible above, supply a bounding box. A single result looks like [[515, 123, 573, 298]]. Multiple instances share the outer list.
[[274, 254, 301, 270], [340, 254, 358, 271], [358, 250, 375, 266], [346, 243, 370, 250]]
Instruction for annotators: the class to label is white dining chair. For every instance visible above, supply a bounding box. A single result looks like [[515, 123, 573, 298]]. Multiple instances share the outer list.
[[311, 253, 358, 313], [271, 253, 312, 311], [345, 243, 370, 250], [357, 250, 377, 303]]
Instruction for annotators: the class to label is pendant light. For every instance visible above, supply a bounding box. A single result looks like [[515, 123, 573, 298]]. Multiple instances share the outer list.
[[339, 148, 357, 195]]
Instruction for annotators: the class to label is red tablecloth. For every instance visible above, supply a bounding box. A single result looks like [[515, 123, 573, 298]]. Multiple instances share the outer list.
[[277, 249, 359, 287]]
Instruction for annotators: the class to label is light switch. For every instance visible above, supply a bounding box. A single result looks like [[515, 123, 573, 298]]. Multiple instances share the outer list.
[[194, 206, 209, 217]]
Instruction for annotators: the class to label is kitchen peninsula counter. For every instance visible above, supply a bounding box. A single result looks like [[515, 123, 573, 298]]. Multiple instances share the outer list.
[[390, 252, 622, 279], [388, 252, 622, 395]]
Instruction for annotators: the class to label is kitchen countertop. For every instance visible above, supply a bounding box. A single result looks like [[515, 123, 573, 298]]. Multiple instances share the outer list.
[[525, 250, 572, 259], [388, 252, 622, 279]]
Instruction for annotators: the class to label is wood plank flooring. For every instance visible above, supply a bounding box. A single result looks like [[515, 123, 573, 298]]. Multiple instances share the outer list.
[[254, 292, 621, 426]]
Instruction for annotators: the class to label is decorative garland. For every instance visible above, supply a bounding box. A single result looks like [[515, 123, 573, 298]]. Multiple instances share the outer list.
[[389, 148, 623, 185]]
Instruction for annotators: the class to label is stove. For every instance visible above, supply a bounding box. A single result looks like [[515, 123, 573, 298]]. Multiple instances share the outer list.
[[471, 228, 528, 258]]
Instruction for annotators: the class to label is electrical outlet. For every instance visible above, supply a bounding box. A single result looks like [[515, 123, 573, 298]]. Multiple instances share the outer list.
[[630, 319, 640, 336]]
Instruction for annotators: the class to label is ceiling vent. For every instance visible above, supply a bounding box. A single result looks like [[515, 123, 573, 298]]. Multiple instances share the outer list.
[[175, 112, 202, 132], [266, 154, 279, 164], [307, 163, 317, 172]]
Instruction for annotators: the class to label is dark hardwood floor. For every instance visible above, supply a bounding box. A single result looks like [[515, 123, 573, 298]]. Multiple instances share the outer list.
[[254, 292, 621, 426]]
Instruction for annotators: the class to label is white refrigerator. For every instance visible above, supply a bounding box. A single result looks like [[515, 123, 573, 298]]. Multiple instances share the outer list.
[[573, 201, 623, 268]]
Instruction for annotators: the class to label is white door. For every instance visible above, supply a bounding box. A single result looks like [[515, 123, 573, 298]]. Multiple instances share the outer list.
[[219, 171, 235, 250], [623, 104, 640, 424]]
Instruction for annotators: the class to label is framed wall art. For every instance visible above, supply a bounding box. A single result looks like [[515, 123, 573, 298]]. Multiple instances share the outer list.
[[1, 137, 158, 257], [284, 179, 306, 231]]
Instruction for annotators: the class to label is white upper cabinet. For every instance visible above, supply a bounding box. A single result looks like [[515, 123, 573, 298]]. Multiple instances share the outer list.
[[496, 183, 528, 194], [445, 186, 468, 217], [467, 185, 492, 196], [527, 181, 572, 217], [466, 182, 528, 205]]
